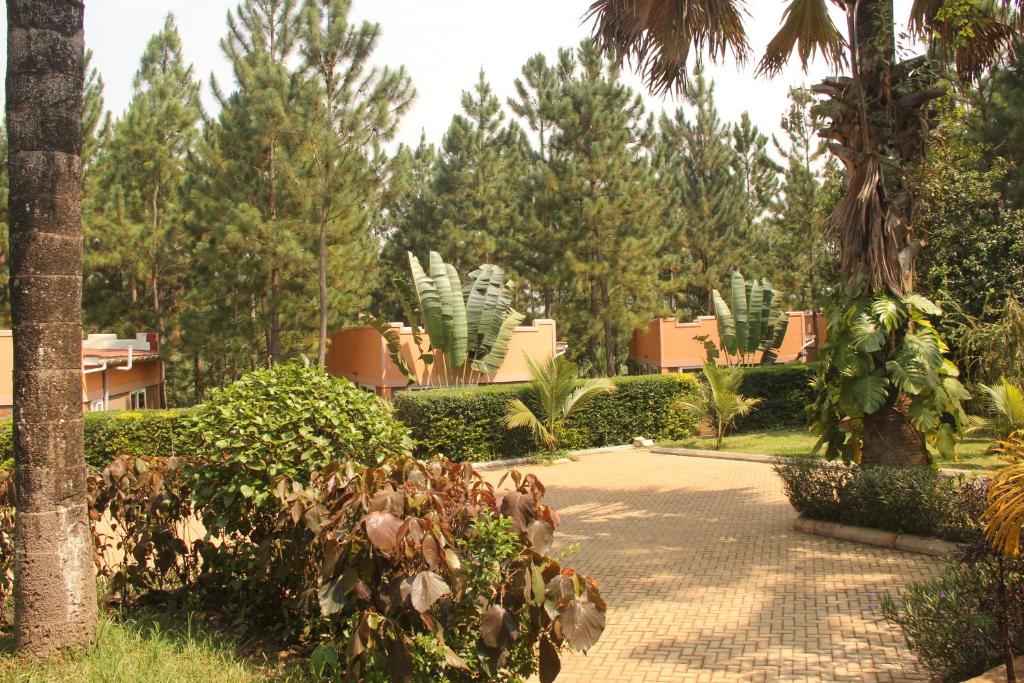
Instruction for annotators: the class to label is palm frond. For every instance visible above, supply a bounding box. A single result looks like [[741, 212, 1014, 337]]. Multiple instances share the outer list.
[[984, 431, 1024, 556], [757, 0, 846, 76], [586, 0, 750, 94], [506, 398, 557, 451], [562, 378, 617, 420], [909, 0, 1020, 80]]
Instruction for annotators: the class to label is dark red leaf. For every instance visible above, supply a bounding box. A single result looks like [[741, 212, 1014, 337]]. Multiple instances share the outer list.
[[560, 599, 605, 652], [365, 511, 402, 554], [539, 635, 561, 683]]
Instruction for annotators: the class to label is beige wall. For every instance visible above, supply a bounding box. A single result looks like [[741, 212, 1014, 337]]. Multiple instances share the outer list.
[[326, 319, 558, 395], [630, 312, 825, 372]]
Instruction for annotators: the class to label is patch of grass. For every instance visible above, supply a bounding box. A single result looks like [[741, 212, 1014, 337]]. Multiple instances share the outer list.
[[660, 427, 1003, 471], [0, 609, 288, 683]]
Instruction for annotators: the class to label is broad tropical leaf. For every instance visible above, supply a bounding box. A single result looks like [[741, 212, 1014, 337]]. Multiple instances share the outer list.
[[365, 316, 414, 380], [429, 251, 456, 356], [748, 282, 765, 350], [408, 252, 444, 347], [475, 306, 525, 375], [712, 289, 737, 355], [730, 271, 749, 352], [851, 373, 890, 414], [445, 264, 468, 368]]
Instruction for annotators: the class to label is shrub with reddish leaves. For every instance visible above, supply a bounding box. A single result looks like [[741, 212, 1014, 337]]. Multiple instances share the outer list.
[[280, 456, 606, 682]]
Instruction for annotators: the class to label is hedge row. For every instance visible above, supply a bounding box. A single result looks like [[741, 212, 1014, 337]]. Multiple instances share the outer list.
[[0, 409, 192, 470], [393, 373, 703, 462], [733, 363, 818, 431]]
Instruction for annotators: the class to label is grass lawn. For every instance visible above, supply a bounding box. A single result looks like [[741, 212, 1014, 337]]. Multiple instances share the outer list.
[[661, 427, 1003, 471], [0, 609, 297, 683]]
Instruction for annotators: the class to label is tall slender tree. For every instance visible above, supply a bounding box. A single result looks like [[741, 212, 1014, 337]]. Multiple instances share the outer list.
[[657, 69, 744, 316], [300, 0, 413, 364], [86, 14, 201, 406], [6, 0, 98, 654], [190, 0, 309, 366], [544, 40, 669, 375]]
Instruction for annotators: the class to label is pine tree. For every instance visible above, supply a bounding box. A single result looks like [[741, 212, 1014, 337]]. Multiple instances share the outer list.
[[428, 71, 524, 272], [544, 41, 670, 376], [189, 0, 312, 371], [85, 14, 202, 406], [657, 68, 745, 316], [768, 87, 838, 317], [300, 0, 414, 364], [731, 112, 780, 246], [508, 53, 566, 317]]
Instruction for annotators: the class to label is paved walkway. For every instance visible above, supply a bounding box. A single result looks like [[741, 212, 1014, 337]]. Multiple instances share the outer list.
[[483, 450, 943, 682]]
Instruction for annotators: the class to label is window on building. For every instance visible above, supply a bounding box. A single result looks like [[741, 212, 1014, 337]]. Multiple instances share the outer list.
[[90, 399, 105, 412], [130, 389, 146, 410]]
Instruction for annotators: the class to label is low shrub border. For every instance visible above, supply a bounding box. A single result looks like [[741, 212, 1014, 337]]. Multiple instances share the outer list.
[[0, 408, 193, 470], [393, 373, 702, 462], [732, 363, 818, 431], [773, 457, 987, 544]]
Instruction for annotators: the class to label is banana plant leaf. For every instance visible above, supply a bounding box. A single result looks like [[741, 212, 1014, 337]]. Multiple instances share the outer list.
[[429, 251, 456, 358], [393, 277, 428, 354], [464, 265, 493, 353], [474, 307, 525, 375], [408, 252, 444, 348], [712, 289, 737, 356], [445, 264, 468, 368], [730, 271, 749, 353], [365, 316, 415, 380], [747, 282, 764, 352], [481, 280, 515, 353]]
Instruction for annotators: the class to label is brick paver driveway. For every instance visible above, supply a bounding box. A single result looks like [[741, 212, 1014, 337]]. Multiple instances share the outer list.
[[483, 450, 943, 682]]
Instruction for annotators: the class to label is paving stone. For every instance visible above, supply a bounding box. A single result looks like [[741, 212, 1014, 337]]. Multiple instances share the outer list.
[[484, 450, 941, 682]]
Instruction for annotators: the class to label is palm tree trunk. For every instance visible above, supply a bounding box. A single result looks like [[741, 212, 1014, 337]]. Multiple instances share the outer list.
[[859, 398, 929, 467], [7, 0, 98, 654]]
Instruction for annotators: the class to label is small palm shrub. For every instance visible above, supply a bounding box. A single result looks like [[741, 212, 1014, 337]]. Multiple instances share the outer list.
[[280, 457, 606, 682], [968, 378, 1024, 442], [505, 356, 616, 451], [684, 360, 761, 449]]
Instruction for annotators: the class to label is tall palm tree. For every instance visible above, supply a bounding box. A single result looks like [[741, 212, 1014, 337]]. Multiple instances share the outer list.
[[506, 355, 616, 451], [6, 0, 98, 654], [587, 0, 1021, 465]]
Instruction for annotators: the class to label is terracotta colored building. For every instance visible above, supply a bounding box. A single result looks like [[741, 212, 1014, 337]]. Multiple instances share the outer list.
[[630, 312, 826, 373], [0, 331, 162, 417], [326, 319, 559, 397]]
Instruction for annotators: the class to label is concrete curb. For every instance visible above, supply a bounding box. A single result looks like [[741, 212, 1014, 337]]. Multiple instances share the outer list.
[[650, 446, 980, 479], [792, 514, 961, 557], [471, 444, 636, 471]]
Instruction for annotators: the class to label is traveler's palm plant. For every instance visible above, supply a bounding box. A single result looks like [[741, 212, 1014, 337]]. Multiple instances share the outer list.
[[369, 251, 525, 387], [968, 377, 1024, 440], [506, 356, 616, 452], [984, 431, 1024, 556], [704, 270, 789, 366], [684, 360, 761, 450]]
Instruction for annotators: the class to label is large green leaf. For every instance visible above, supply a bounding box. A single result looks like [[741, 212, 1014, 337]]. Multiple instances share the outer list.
[[871, 294, 906, 332], [464, 265, 493, 353], [885, 359, 925, 394], [903, 293, 942, 317], [446, 264, 468, 368], [748, 282, 765, 353], [408, 252, 443, 348], [366, 316, 414, 380], [851, 373, 890, 414], [481, 280, 516, 353], [477, 266, 506, 349], [475, 307, 525, 375], [851, 314, 886, 353], [729, 271, 749, 353], [429, 251, 456, 359], [711, 289, 736, 355]]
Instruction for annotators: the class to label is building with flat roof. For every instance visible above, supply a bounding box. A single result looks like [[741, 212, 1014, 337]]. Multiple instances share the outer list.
[[0, 331, 163, 417]]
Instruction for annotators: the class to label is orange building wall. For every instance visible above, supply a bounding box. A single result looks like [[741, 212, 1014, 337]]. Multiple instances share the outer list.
[[630, 312, 824, 372], [326, 319, 558, 395]]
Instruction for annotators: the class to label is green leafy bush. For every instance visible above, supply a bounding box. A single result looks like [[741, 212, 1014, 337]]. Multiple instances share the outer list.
[[773, 458, 984, 541], [393, 373, 702, 461], [0, 409, 191, 470], [182, 364, 412, 628], [282, 457, 606, 682], [880, 550, 1024, 682], [732, 363, 818, 431]]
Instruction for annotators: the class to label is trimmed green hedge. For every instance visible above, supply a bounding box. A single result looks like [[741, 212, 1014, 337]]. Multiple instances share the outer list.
[[733, 363, 818, 431], [0, 409, 192, 470], [393, 373, 703, 462]]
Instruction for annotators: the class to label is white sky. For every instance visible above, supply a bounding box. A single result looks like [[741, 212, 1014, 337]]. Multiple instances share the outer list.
[[0, 0, 915, 150]]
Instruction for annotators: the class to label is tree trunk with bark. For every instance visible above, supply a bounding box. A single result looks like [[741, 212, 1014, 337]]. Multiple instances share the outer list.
[[859, 398, 929, 467], [6, 0, 98, 654]]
